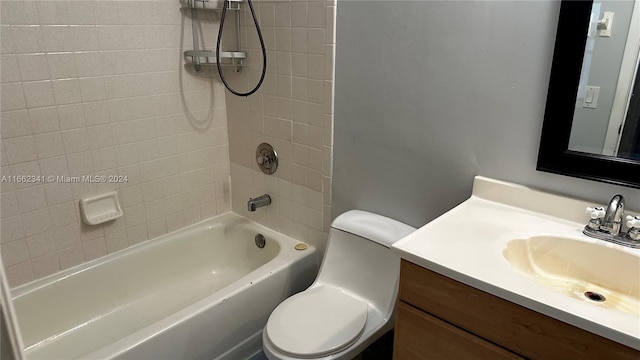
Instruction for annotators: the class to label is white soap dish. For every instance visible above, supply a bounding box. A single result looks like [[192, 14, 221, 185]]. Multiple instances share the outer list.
[[79, 191, 123, 225]]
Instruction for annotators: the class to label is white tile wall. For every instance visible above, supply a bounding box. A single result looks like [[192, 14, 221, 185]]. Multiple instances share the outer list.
[[226, 0, 336, 251], [1, 0, 232, 287], [1, 0, 336, 287]]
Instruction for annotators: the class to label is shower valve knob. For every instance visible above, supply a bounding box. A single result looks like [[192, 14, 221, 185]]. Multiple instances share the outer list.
[[258, 154, 274, 166], [256, 143, 278, 175]]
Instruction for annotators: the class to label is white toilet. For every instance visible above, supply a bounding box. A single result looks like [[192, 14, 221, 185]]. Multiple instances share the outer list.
[[262, 210, 416, 359]]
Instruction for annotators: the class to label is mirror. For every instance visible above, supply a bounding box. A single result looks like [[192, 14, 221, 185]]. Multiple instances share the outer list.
[[538, 0, 640, 188], [569, 0, 640, 159]]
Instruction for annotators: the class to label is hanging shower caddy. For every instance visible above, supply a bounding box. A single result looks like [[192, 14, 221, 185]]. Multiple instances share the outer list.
[[184, 0, 246, 71]]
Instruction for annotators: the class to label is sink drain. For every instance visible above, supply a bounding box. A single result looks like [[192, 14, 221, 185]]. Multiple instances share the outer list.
[[584, 291, 606, 302]]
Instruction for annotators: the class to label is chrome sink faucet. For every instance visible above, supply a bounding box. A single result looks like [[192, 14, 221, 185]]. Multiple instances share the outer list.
[[601, 194, 625, 236], [248, 194, 271, 212], [584, 194, 640, 248]]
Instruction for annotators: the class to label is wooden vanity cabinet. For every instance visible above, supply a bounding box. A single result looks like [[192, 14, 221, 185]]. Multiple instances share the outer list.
[[393, 260, 640, 360]]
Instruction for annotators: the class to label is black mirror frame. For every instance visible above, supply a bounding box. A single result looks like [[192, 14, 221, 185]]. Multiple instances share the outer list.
[[537, 0, 640, 189]]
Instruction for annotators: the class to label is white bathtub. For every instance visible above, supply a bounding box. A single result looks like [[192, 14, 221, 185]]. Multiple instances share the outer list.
[[11, 212, 318, 360]]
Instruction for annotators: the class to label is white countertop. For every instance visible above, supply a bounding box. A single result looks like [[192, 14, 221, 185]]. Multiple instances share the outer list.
[[391, 176, 640, 350]]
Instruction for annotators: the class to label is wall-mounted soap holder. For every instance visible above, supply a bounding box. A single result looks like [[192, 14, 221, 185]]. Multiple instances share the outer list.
[[79, 191, 123, 226]]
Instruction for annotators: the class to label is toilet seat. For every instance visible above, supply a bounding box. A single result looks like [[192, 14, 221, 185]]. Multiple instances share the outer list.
[[265, 286, 368, 358]]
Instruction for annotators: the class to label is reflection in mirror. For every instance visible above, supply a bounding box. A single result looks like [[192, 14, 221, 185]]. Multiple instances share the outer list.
[[569, 0, 640, 160], [537, 0, 640, 188], [618, 64, 640, 159]]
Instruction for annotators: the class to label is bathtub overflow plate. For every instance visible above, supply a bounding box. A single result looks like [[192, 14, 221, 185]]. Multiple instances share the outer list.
[[256, 143, 278, 175], [255, 234, 266, 248]]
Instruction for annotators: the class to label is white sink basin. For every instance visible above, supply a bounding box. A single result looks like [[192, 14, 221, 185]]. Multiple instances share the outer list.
[[503, 236, 640, 315], [391, 176, 640, 350]]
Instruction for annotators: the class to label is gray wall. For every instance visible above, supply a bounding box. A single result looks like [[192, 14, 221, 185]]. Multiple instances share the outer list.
[[332, 0, 639, 228]]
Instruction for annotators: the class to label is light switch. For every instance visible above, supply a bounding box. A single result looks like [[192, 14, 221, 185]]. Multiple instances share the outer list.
[[597, 12, 614, 37], [583, 86, 600, 109], [585, 89, 594, 103]]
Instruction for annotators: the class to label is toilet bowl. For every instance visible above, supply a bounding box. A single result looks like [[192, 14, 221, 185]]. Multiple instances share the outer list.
[[263, 210, 416, 360]]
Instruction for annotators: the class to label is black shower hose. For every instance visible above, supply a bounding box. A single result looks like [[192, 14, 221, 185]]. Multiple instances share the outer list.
[[216, 0, 267, 97]]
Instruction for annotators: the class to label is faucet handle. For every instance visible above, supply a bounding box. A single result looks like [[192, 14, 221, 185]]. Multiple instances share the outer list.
[[626, 215, 640, 229], [586, 206, 605, 219]]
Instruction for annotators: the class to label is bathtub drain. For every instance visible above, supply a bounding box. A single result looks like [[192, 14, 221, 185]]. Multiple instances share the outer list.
[[255, 234, 266, 248]]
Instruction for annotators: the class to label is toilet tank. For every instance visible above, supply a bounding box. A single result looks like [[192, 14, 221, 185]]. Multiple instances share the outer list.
[[315, 210, 416, 317]]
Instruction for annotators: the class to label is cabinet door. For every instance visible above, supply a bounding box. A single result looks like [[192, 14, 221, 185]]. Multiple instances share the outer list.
[[393, 301, 524, 360], [399, 260, 640, 360]]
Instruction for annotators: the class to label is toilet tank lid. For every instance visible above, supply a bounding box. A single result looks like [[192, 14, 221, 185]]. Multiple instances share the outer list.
[[331, 210, 416, 248]]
